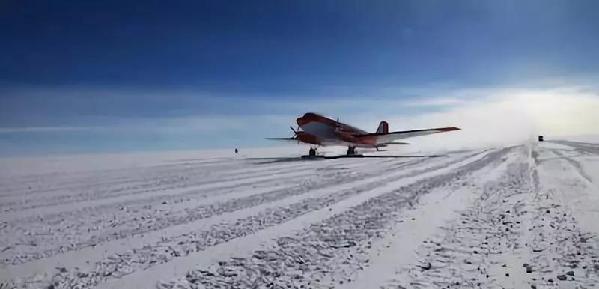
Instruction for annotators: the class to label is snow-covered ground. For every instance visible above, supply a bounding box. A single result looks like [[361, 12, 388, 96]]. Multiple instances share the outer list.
[[1, 141, 599, 289]]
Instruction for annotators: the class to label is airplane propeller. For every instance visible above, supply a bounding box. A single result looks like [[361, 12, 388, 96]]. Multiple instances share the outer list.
[[290, 126, 301, 143], [265, 126, 300, 143]]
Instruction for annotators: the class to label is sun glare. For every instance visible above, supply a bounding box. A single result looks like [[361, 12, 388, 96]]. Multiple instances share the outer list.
[[513, 90, 599, 136]]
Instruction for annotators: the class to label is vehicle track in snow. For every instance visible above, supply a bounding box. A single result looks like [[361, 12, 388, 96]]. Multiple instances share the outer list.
[[1, 158, 367, 221], [1, 151, 484, 288], [0, 158, 242, 200], [0, 158, 354, 214], [1, 153, 477, 267], [0, 156, 310, 199], [400, 154, 535, 289], [152, 148, 508, 289], [1, 155, 402, 221], [551, 140, 599, 156], [387, 144, 599, 289], [550, 148, 594, 184], [0, 143, 588, 289]]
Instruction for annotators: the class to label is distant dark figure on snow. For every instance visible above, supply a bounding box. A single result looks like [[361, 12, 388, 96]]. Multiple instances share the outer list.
[[235, 148, 238, 154]]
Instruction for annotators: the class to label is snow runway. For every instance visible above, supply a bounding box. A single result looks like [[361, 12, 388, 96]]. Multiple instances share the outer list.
[[2, 142, 599, 289]]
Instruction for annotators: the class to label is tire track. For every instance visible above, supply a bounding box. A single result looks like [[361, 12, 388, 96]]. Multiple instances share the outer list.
[[141, 149, 507, 289], [550, 149, 595, 185], [1, 161, 338, 221], [336, 146, 518, 289], [3, 152, 482, 288], [0, 155, 342, 202], [0, 155, 301, 198], [2, 156, 416, 228], [0, 158, 364, 216], [1, 156, 442, 265], [400, 156, 533, 289], [0, 159, 241, 199], [3, 158, 419, 287], [551, 141, 599, 156], [394, 145, 599, 289], [524, 190, 599, 288]]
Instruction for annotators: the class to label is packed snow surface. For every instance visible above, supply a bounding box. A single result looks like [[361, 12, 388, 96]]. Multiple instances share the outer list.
[[1, 141, 599, 289]]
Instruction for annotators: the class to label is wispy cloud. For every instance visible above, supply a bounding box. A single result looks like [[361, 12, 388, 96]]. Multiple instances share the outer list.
[[400, 97, 466, 107], [2, 83, 599, 155]]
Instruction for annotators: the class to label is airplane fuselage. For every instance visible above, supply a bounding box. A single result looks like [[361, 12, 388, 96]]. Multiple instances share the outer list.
[[266, 112, 459, 154], [296, 113, 377, 147]]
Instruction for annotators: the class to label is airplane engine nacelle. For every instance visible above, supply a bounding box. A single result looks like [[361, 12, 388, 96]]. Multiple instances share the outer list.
[[296, 132, 320, 145]]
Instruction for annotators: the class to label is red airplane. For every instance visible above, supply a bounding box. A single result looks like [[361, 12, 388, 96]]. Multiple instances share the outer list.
[[268, 112, 460, 156]]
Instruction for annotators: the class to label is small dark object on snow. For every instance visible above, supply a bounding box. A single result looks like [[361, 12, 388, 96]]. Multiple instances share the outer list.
[[420, 262, 432, 270], [538, 135, 544, 142], [557, 275, 567, 281], [526, 266, 533, 273], [566, 271, 574, 276], [235, 148, 238, 154], [330, 240, 356, 249]]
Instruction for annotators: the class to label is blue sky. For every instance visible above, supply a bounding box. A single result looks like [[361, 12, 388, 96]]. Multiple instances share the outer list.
[[1, 0, 599, 155]]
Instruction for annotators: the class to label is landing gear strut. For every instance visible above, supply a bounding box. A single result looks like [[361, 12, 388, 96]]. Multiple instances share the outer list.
[[308, 147, 317, 157], [346, 146, 356, 156]]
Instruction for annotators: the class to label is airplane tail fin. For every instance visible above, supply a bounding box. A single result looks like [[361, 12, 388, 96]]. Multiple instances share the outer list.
[[376, 121, 389, 134]]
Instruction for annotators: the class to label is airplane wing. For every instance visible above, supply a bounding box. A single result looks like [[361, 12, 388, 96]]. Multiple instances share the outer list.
[[265, 137, 298, 142], [367, 127, 460, 144]]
